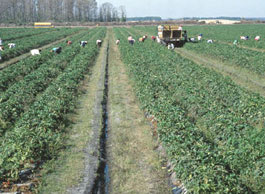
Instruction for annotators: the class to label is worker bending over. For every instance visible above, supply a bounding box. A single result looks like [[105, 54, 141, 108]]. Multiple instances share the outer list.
[[128, 35, 135, 45], [183, 31, 188, 42], [51, 47, 62, 54], [66, 40, 72, 45], [198, 34, 202, 41], [151, 36, 156, 41], [30, 49, 41, 56], [240, 36, 249, 40], [116, 39, 120, 45], [0, 46, 4, 60], [255, 36, 261, 41], [207, 39, 213, 44], [139, 37, 145, 42], [0, 38, 3, 46], [8, 43, 16, 48], [80, 41, 88, 48], [96, 39, 102, 48], [168, 43, 174, 50]]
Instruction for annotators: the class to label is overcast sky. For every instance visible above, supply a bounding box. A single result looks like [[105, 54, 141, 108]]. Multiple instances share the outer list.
[[96, 0, 265, 18]]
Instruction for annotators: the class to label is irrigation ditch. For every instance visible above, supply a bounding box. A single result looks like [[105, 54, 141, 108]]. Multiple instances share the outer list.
[[91, 43, 110, 194], [67, 40, 110, 194]]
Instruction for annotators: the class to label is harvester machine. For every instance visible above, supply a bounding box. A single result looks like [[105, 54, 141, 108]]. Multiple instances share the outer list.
[[158, 25, 185, 47]]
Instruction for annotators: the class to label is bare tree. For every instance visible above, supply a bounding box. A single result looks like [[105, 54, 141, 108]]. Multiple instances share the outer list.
[[0, 0, 125, 24], [119, 5, 127, 22]]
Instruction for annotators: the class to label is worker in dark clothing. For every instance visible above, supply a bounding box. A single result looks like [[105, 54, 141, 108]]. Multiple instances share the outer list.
[[80, 41, 87, 48], [183, 30, 188, 42], [51, 47, 62, 54]]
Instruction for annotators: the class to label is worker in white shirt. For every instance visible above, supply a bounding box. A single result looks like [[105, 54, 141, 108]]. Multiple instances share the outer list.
[[8, 43, 16, 48], [96, 39, 102, 48], [30, 49, 41, 56], [255, 36, 261, 41], [116, 39, 120, 45], [0, 46, 4, 60]]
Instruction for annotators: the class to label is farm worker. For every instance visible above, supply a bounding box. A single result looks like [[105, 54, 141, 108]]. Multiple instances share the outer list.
[[128, 35, 133, 43], [139, 37, 144, 42], [8, 43, 16, 48], [130, 39, 135, 45], [189, 37, 195, 42], [255, 36, 260, 41], [128, 36, 135, 45], [233, 40, 238, 45], [96, 39, 102, 48], [0, 38, 3, 46], [143, 35, 147, 40], [30, 49, 41, 56], [207, 39, 213, 43], [156, 36, 161, 43], [80, 41, 87, 47], [0, 46, 4, 60], [167, 43, 174, 50], [51, 47, 62, 54], [240, 36, 246, 40], [198, 35, 202, 41], [151, 36, 156, 41], [178, 25, 183, 30], [66, 40, 72, 45], [183, 30, 188, 42], [116, 39, 120, 45], [245, 36, 249, 40]]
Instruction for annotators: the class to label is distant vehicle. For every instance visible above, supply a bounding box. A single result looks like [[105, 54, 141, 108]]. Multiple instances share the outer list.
[[34, 22, 54, 28], [157, 25, 185, 47]]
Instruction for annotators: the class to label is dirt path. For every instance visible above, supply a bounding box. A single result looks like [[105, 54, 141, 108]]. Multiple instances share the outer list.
[[38, 32, 108, 194], [175, 48, 265, 97], [107, 28, 170, 194], [0, 30, 82, 70], [38, 28, 171, 194]]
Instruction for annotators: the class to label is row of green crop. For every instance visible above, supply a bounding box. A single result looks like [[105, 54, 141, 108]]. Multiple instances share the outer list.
[[183, 24, 265, 49], [0, 27, 106, 181], [0, 27, 98, 93], [0, 28, 46, 36], [183, 41, 265, 76], [0, 28, 58, 41], [0, 28, 100, 137], [114, 27, 265, 193], [0, 28, 80, 62], [135, 25, 265, 76]]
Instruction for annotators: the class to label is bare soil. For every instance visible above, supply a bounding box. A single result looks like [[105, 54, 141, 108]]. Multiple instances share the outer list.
[[107, 28, 171, 194]]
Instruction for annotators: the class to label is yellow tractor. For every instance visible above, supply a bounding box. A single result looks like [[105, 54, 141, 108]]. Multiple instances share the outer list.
[[158, 25, 185, 47]]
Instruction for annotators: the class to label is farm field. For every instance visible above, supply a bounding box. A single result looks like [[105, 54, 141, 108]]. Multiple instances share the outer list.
[[0, 27, 106, 192], [134, 25, 265, 76], [0, 25, 264, 193], [114, 25, 265, 193], [0, 28, 81, 62]]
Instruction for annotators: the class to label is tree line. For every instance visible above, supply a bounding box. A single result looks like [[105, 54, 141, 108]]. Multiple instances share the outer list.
[[0, 0, 126, 24]]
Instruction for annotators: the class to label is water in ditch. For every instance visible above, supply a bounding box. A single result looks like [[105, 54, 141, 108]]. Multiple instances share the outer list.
[[92, 44, 110, 194]]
